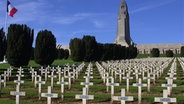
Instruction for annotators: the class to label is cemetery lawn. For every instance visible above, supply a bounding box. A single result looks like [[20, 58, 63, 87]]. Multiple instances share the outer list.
[[0, 58, 183, 104]]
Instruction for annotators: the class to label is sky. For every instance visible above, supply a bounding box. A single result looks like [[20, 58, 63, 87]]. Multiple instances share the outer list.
[[0, 0, 183, 46]]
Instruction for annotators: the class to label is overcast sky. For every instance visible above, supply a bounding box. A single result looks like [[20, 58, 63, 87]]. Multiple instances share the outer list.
[[0, 0, 183, 46]]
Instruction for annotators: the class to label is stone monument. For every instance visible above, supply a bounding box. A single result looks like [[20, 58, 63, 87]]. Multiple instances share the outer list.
[[114, 0, 133, 47]]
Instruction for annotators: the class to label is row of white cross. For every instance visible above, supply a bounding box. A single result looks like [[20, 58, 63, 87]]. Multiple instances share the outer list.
[[0, 63, 86, 104], [96, 58, 178, 104], [0, 58, 182, 104]]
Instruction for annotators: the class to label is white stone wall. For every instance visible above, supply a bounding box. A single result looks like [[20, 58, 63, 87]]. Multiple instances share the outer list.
[[136, 44, 184, 54]]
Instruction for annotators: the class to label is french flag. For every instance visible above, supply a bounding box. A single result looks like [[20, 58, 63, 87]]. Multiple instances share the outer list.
[[7, 0, 18, 17]]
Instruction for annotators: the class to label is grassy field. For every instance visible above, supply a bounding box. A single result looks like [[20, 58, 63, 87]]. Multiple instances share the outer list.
[[0, 59, 183, 104]]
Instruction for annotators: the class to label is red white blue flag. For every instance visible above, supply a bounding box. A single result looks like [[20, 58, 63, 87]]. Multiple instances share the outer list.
[[7, 0, 18, 17]]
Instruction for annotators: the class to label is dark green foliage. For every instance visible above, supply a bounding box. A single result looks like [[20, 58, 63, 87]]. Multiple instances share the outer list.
[[127, 45, 138, 59], [151, 48, 160, 57], [96, 43, 104, 61], [30, 47, 34, 60], [82, 35, 98, 62], [57, 48, 65, 59], [34, 30, 56, 66], [101, 44, 114, 61], [180, 46, 184, 57], [69, 35, 138, 61], [166, 50, 174, 57], [57, 48, 69, 60], [6, 24, 34, 67], [0, 28, 6, 61], [64, 49, 69, 59], [69, 38, 84, 61]]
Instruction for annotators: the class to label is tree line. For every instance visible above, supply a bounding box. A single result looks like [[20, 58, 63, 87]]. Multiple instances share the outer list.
[[0, 24, 69, 67], [151, 48, 184, 57], [69, 35, 138, 62]]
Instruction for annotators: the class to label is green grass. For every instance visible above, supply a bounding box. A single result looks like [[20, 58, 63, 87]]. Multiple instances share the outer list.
[[0, 59, 82, 70], [0, 58, 184, 104]]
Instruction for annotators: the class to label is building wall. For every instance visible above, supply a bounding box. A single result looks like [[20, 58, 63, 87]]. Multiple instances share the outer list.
[[136, 44, 184, 54]]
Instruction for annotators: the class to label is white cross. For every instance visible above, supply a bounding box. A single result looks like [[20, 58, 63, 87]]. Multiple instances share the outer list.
[[133, 78, 147, 104], [65, 72, 74, 90], [75, 87, 94, 104], [161, 82, 177, 96], [123, 73, 133, 93], [56, 68, 63, 82], [115, 69, 124, 83], [43, 68, 50, 82], [41, 86, 58, 104], [48, 71, 57, 88], [7, 67, 13, 76], [36, 76, 45, 100], [81, 77, 93, 95], [29, 69, 35, 82], [133, 71, 141, 82], [112, 89, 134, 104], [143, 73, 154, 92], [105, 73, 112, 92], [154, 90, 177, 104], [1, 71, 8, 87], [34, 72, 39, 88], [10, 85, 26, 104], [56, 77, 68, 101], [39, 67, 44, 76], [0, 75, 4, 97], [14, 75, 24, 87], [106, 77, 119, 97]]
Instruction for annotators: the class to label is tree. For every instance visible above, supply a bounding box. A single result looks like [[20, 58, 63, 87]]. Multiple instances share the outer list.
[[64, 49, 69, 59], [165, 50, 174, 57], [34, 30, 56, 66], [57, 48, 65, 59], [6, 24, 34, 67], [126, 45, 138, 59], [101, 44, 114, 61], [151, 48, 160, 57], [82, 35, 98, 62], [181, 46, 184, 57], [0, 28, 6, 61], [69, 38, 84, 61]]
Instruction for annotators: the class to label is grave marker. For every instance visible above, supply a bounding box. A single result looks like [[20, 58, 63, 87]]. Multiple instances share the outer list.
[[106, 77, 119, 97], [0, 75, 4, 97], [36, 76, 46, 100], [154, 90, 177, 104], [133, 78, 147, 104], [34, 72, 39, 88], [65, 72, 74, 90], [56, 77, 69, 101], [10, 85, 26, 104], [1, 71, 8, 87], [48, 71, 57, 88], [143, 73, 153, 92], [41, 86, 58, 104], [75, 87, 94, 104], [14, 75, 24, 87], [112, 89, 134, 104], [105, 73, 112, 92], [123, 73, 133, 93]]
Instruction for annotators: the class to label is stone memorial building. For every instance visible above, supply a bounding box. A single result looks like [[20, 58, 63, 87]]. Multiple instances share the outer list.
[[115, 0, 183, 54]]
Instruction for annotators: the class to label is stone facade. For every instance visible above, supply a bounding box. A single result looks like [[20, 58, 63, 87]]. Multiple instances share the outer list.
[[115, 0, 184, 54], [114, 0, 133, 47], [136, 44, 184, 54]]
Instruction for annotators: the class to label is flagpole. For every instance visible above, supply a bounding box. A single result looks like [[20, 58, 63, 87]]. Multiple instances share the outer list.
[[4, 0, 8, 37], [3, 0, 8, 63]]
